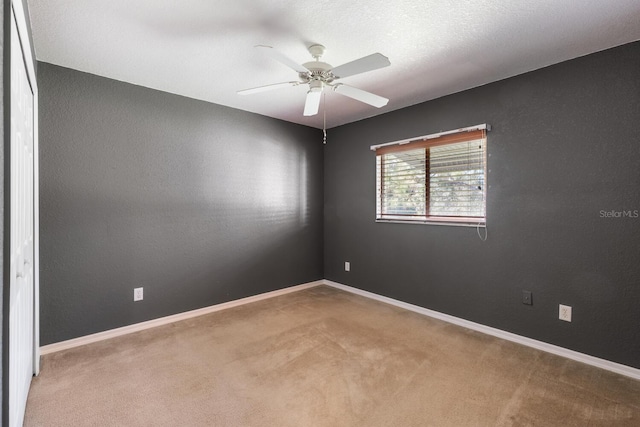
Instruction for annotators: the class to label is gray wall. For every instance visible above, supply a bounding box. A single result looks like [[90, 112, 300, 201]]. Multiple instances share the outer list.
[[324, 41, 640, 369], [38, 62, 324, 345]]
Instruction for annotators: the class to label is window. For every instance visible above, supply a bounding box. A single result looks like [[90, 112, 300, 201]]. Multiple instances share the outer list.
[[373, 125, 487, 226]]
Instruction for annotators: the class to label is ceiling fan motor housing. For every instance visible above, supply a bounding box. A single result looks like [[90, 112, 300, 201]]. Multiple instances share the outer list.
[[300, 60, 335, 85], [300, 44, 336, 85]]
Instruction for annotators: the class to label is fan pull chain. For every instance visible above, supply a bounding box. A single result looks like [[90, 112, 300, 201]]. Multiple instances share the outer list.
[[323, 92, 327, 144]]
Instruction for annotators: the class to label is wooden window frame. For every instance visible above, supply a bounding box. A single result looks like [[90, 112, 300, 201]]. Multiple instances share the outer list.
[[374, 127, 487, 227]]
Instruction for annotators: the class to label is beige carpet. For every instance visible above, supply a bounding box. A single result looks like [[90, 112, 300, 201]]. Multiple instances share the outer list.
[[25, 285, 640, 426]]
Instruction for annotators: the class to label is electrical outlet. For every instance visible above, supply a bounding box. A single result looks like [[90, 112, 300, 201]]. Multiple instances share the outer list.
[[134, 287, 144, 302], [559, 304, 572, 322], [522, 290, 532, 305], [345, 261, 350, 272]]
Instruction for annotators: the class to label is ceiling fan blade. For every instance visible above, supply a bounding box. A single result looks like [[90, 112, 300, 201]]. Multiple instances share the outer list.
[[256, 45, 310, 74], [237, 81, 298, 95], [331, 53, 390, 79], [303, 90, 322, 116], [333, 84, 389, 108]]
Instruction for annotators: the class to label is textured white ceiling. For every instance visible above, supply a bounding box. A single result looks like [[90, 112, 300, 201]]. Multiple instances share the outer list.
[[27, 0, 640, 129]]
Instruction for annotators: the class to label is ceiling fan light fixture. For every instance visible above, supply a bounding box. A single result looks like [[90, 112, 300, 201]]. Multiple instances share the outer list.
[[308, 80, 323, 92]]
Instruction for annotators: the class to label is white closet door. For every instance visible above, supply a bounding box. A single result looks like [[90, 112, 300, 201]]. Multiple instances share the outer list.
[[9, 4, 36, 426]]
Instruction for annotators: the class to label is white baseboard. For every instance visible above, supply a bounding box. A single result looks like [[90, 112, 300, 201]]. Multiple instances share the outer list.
[[41, 278, 640, 381], [40, 280, 324, 355], [323, 280, 640, 381]]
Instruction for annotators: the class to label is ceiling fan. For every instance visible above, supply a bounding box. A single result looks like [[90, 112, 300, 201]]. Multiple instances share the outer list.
[[238, 44, 391, 116]]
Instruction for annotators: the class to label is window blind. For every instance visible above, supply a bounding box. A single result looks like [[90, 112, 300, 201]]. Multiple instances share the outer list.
[[375, 128, 486, 224]]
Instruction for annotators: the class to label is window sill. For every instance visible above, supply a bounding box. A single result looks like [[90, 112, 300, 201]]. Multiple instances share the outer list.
[[376, 217, 486, 228]]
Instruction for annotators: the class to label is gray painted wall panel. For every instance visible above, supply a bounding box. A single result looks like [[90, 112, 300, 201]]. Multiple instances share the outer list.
[[38, 62, 323, 345], [324, 42, 640, 369]]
